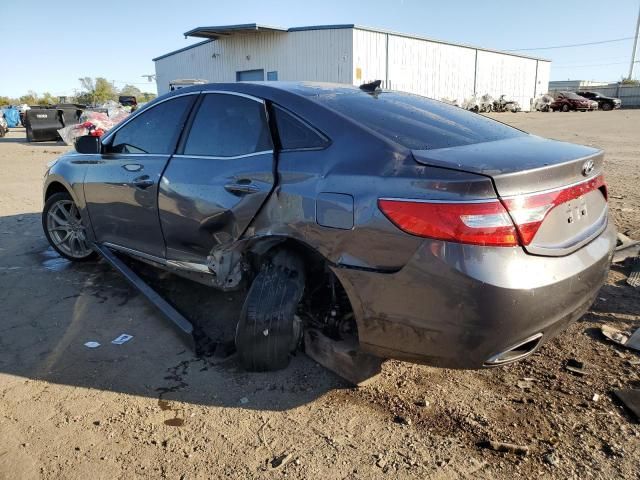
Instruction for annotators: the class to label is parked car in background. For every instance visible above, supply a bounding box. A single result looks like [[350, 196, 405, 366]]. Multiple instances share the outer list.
[[550, 91, 595, 112], [576, 91, 621, 111], [42, 82, 615, 372], [0, 114, 8, 137]]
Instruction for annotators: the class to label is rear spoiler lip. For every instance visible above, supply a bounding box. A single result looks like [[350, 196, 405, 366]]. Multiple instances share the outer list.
[[412, 136, 604, 198]]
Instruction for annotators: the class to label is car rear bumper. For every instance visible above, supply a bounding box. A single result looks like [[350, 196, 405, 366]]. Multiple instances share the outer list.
[[333, 221, 616, 369]]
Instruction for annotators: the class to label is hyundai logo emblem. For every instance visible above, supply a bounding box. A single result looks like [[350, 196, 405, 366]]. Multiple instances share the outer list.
[[582, 159, 595, 176]]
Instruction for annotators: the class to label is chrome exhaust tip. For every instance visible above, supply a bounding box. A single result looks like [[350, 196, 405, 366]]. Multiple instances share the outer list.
[[483, 333, 543, 367]]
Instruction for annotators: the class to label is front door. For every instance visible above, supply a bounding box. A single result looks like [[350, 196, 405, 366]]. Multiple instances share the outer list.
[[158, 92, 275, 263], [83, 94, 197, 258]]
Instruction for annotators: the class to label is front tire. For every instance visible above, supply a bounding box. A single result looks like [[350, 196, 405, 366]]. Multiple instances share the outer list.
[[562, 104, 570, 112], [235, 250, 305, 371], [42, 192, 96, 261], [601, 102, 613, 111]]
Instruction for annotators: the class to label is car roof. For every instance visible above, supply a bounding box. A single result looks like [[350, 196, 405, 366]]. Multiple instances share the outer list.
[[164, 81, 366, 100]]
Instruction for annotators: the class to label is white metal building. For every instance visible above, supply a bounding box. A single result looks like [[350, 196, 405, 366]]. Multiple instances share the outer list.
[[153, 24, 550, 111]]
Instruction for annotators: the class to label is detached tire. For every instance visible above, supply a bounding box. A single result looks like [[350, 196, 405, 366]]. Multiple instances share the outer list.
[[236, 250, 305, 371]]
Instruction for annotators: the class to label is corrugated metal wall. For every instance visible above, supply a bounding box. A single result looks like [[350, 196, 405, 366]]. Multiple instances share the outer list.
[[353, 29, 550, 111], [155, 29, 353, 94], [155, 27, 550, 111]]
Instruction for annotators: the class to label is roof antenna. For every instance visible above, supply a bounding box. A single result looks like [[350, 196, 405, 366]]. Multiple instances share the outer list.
[[359, 80, 382, 92]]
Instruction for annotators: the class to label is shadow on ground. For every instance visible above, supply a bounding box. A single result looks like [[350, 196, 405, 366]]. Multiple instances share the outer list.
[[0, 212, 346, 414]]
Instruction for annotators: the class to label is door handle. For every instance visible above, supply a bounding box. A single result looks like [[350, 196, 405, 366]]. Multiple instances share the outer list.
[[224, 181, 260, 195], [133, 175, 154, 189]]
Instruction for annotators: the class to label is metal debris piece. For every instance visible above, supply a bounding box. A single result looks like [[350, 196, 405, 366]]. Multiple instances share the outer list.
[[480, 440, 529, 456], [613, 233, 640, 264], [270, 452, 293, 469], [627, 257, 640, 288], [601, 325, 640, 352], [111, 334, 133, 345], [565, 358, 587, 376], [613, 390, 640, 421]]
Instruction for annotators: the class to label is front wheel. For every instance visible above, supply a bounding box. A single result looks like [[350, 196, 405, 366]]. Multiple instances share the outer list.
[[601, 102, 613, 111], [42, 192, 96, 261], [561, 104, 570, 112], [235, 250, 305, 371]]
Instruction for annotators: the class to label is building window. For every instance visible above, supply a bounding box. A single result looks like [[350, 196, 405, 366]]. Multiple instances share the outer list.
[[267, 71, 278, 81]]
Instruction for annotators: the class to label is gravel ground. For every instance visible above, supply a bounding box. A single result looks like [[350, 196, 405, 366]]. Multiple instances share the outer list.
[[0, 110, 638, 479]]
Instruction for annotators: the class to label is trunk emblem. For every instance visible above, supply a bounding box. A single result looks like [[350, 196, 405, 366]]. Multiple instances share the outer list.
[[582, 159, 595, 176]]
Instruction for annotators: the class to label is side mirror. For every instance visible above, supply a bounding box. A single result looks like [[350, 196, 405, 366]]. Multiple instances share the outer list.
[[74, 135, 101, 154]]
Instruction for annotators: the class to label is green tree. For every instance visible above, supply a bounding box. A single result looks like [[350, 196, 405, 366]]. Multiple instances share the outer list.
[[139, 92, 157, 103], [38, 92, 56, 105], [0, 96, 18, 106], [19, 90, 39, 105], [119, 84, 142, 97], [76, 77, 118, 105]]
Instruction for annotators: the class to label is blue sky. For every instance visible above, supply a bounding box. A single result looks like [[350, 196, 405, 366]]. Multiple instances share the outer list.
[[2, 0, 639, 98]]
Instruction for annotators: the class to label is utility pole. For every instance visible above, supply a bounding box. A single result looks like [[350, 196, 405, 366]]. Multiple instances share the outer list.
[[629, 1, 640, 79]]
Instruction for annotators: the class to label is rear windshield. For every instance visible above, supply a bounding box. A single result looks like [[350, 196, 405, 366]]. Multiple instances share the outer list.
[[315, 91, 524, 150]]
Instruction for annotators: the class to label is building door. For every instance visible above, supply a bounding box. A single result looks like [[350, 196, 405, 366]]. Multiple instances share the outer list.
[[236, 69, 265, 81]]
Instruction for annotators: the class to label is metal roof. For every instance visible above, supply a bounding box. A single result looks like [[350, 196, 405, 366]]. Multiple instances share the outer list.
[[153, 23, 550, 63], [183, 23, 287, 39]]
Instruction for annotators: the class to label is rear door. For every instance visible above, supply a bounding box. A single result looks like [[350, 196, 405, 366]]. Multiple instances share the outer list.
[[84, 94, 197, 257], [158, 91, 275, 263]]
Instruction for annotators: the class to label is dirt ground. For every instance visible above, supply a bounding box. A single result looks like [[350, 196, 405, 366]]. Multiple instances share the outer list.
[[0, 110, 638, 480]]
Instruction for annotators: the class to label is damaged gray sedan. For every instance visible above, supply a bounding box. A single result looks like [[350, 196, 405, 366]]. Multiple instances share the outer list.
[[42, 82, 616, 372]]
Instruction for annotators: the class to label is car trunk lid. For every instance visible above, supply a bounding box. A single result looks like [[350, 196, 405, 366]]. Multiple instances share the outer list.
[[411, 135, 609, 256]]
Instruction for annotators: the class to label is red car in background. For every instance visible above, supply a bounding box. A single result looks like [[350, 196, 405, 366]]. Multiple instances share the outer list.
[[550, 91, 597, 112]]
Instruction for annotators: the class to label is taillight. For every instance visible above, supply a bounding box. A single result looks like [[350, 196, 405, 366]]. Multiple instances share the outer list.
[[501, 174, 607, 245], [378, 174, 607, 247], [378, 199, 519, 246]]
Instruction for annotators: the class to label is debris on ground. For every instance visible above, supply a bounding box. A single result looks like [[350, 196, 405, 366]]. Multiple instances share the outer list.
[[627, 258, 640, 288], [613, 233, 640, 264], [613, 389, 640, 421], [565, 358, 588, 376], [83, 341, 100, 348], [601, 325, 640, 351], [270, 452, 293, 469], [111, 334, 133, 345], [543, 451, 560, 467], [239, 397, 249, 405], [517, 378, 535, 390], [479, 440, 529, 456]]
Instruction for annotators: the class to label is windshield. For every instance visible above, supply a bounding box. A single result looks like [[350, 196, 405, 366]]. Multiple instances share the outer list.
[[562, 92, 584, 100], [314, 90, 524, 150]]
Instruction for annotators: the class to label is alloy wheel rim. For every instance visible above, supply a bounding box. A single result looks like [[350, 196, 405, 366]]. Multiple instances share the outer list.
[[46, 200, 92, 258]]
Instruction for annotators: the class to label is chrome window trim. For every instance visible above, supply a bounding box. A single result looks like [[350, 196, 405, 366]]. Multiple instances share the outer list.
[[173, 150, 273, 160], [101, 91, 201, 145], [200, 90, 265, 104]]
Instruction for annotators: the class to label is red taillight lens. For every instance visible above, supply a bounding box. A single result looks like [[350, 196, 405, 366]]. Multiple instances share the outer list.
[[378, 199, 519, 246], [378, 174, 607, 248], [501, 173, 607, 245]]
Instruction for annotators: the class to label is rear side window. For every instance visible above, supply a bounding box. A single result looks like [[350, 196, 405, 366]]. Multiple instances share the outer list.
[[183, 93, 273, 157], [110, 95, 194, 154], [273, 105, 328, 150], [315, 91, 524, 150]]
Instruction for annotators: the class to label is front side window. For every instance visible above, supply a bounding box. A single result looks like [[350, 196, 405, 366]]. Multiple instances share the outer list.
[[183, 94, 272, 157], [273, 105, 329, 150], [110, 95, 194, 154]]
